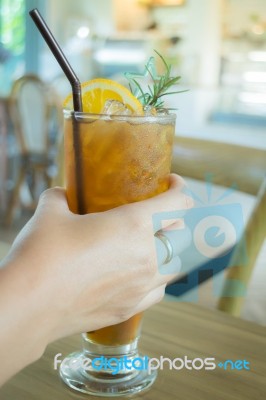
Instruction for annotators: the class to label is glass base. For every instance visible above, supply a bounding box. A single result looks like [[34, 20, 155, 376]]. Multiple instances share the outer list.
[[59, 336, 157, 397]]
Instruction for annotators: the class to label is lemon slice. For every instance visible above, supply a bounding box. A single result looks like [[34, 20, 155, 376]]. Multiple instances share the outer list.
[[63, 78, 143, 114]]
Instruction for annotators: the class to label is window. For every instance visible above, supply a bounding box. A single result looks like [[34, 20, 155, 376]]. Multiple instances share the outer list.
[[0, 0, 45, 94], [0, 0, 25, 94], [0, 0, 25, 55]]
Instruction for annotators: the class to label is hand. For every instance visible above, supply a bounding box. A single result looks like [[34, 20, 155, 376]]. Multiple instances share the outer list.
[[0, 174, 193, 383], [7, 174, 191, 340]]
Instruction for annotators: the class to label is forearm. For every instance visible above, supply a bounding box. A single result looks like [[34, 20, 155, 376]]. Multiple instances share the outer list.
[[0, 257, 50, 385]]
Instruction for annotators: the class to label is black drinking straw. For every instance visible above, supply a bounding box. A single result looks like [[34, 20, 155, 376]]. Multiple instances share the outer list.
[[29, 8, 85, 213]]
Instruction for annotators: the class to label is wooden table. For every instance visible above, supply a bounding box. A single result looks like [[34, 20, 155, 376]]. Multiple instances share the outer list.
[[1, 302, 266, 399]]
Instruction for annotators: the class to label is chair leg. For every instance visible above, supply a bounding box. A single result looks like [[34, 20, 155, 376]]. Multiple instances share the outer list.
[[45, 171, 53, 189], [5, 167, 26, 227], [218, 180, 266, 316]]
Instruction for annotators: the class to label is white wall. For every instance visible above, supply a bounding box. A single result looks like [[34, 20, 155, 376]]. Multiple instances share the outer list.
[[43, 0, 266, 89], [152, 0, 223, 87], [41, 0, 114, 85], [47, 0, 114, 43], [186, 0, 223, 87]]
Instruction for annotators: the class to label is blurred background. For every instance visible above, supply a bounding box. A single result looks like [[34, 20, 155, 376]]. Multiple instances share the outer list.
[[0, 0, 265, 324]]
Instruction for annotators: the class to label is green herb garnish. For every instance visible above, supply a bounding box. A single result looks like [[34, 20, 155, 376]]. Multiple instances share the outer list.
[[125, 50, 186, 111]]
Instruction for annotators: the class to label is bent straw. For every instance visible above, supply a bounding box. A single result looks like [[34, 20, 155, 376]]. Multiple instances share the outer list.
[[29, 8, 82, 112], [29, 8, 85, 213]]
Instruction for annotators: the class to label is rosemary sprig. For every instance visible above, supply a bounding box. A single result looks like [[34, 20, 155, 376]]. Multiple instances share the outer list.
[[125, 50, 187, 111]]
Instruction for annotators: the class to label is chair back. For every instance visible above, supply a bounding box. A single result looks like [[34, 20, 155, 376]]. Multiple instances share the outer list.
[[9, 75, 51, 155]]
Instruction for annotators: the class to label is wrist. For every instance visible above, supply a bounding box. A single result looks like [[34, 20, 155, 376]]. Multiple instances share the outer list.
[[0, 257, 52, 368]]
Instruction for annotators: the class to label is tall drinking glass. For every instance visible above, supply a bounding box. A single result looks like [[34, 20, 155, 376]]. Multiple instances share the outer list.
[[60, 110, 176, 396]]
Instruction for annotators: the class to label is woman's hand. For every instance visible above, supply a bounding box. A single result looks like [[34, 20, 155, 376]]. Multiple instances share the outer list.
[[0, 174, 193, 384]]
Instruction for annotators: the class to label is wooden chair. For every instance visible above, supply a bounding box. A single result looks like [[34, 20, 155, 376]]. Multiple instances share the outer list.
[[218, 176, 266, 315], [170, 136, 266, 316], [6, 74, 61, 225]]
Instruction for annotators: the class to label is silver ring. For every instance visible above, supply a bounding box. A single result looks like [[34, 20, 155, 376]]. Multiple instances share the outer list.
[[154, 230, 174, 264]]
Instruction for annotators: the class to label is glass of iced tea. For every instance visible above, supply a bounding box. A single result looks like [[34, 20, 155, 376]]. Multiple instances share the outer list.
[[60, 109, 176, 397]]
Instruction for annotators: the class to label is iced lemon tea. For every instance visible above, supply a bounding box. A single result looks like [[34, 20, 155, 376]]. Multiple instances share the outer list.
[[64, 111, 175, 345]]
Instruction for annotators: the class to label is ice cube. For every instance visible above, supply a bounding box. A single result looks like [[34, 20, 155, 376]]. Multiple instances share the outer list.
[[143, 105, 157, 116], [101, 100, 132, 116], [156, 108, 170, 116]]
